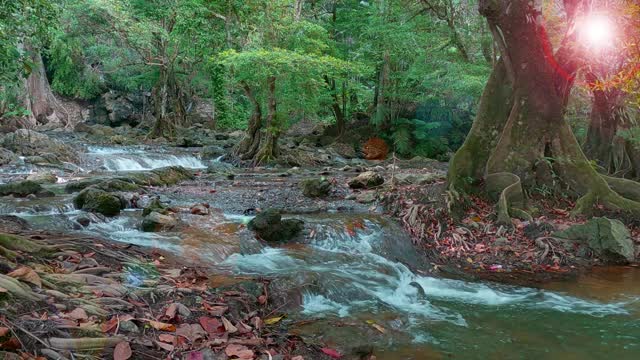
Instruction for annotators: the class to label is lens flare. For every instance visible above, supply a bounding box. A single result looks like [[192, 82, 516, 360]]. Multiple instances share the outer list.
[[579, 15, 615, 50]]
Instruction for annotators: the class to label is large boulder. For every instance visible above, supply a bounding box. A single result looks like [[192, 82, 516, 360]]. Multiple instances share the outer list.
[[73, 187, 125, 217], [554, 217, 636, 263], [65, 177, 141, 193], [0, 148, 18, 166], [300, 178, 332, 198], [141, 211, 178, 232], [91, 92, 141, 127], [200, 145, 225, 160], [248, 209, 304, 242], [1, 129, 77, 162], [0, 180, 54, 198], [26, 172, 58, 184], [348, 171, 384, 189]]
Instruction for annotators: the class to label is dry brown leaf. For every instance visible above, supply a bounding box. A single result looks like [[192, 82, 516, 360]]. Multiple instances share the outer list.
[[148, 320, 176, 332], [7, 266, 42, 287], [225, 344, 254, 359], [0, 327, 9, 337], [176, 323, 207, 342], [221, 317, 237, 333], [158, 334, 175, 344], [67, 308, 89, 321], [155, 340, 175, 352], [165, 303, 178, 319], [113, 341, 132, 360]]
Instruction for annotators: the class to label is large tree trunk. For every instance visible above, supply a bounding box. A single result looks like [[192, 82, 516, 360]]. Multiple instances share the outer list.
[[236, 81, 263, 160], [150, 65, 187, 138], [448, 0, 640, 222], [21, 46, 67, 129], [254, 76, 279, 165]]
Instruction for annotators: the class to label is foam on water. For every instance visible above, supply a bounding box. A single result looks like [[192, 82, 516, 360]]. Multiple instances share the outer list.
[[223, 219, 635, 328], [85, 217, 182, 251]]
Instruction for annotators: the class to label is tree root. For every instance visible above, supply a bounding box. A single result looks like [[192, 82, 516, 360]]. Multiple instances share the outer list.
[[485, 172, 526, 225], [48, 337, 124, 351], [0, 274, 45, 301], [0, 233, 44, 253]]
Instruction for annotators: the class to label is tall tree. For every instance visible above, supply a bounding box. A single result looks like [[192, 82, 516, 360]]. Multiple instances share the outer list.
[[448, 0, 640, 223]]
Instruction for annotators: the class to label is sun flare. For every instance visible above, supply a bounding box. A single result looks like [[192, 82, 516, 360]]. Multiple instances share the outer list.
[[579, 15, 615, 50]]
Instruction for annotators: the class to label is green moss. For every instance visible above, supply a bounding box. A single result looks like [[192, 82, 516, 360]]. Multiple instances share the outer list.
[[0, 180, 44, 197]]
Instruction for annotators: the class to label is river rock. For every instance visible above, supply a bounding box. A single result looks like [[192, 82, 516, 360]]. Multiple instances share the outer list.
[[73, 187, 125, 217], [26, 172, 58, 184], [356, 191, 377, 204], [248, 209, 304, 242], [348, 171, 384, 189], [141, 211, 178, 232], [0, 180, 54, 198], [554, 217, 635, 263], [142, 197, 169, 216], [300, 178, 332, 198], [0, 148, 18, 166], [394, 172, 443, 185], [200, 145, 225, 160], [1, 129, 77, 162], [190, 203, 210, 216]]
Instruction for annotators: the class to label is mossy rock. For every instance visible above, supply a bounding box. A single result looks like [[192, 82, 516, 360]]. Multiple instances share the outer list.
[[300, 178, 332, 198], [0, 180, 53, 198], [151, 166, 195, 186], [142, 197, 169, 217], [141, 211, 177, 232], [73, 187, 124, 217], [248, 209, 304, 242], [554, 217, 635, 263], [348, 171, 384, 189], [26, 172, 58, 184]]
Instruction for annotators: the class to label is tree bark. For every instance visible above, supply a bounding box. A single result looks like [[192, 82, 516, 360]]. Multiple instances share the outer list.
[[254, 76, 279, 165], [21, 45, 67, 129], [236, 81, 262, 160]]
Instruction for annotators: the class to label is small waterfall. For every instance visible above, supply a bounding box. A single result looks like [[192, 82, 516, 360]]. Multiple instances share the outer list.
[[85, 146, 206, 171]]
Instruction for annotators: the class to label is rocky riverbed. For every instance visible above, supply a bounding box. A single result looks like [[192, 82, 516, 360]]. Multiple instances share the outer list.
[[0, 127, 639, 359]]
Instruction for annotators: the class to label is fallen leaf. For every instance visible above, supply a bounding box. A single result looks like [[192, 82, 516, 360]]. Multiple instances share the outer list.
[[225, 344, 254, 359], [0, 287, 7, 293], [199, 317, 224, 335], [148, 320, 176, 332], [321, 347, 342, 359], [221, 317, 237, 333], [0, 327, 9, 337], [263, 316, 283, 325], [370, 323, 385, 334], [203, 303, 228, 316], [185, 351, 204, 360], [291, 357, 304, 360], [165, 303, 178, 320], [176, 323, 207, 342], [155, 340, 175, 352], [158, 334, 175, 343], [7, 266, 42, 287], [257, 295, 267, 305], [67, 308, 88, 321], [113, 341, 132, 360]]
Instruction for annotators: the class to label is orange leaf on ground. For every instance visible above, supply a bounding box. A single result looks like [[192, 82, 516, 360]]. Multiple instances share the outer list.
[[158, 334, 175, 343], [148, 320, 176, 332], [198, 317, 224, 335], [67, 308, 89, 321], [7, 266, 42, 287], [113, 341, 132, 360]]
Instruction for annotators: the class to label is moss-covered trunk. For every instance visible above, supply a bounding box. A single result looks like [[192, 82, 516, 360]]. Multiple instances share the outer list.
[[254, 76, 279, 165], [150, 65, 187, 138], [236, 82, 263, 160], [448, 0, 640, 221]]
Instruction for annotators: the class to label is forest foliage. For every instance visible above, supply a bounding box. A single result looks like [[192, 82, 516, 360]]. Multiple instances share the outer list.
[[1, 0, 638, 160]]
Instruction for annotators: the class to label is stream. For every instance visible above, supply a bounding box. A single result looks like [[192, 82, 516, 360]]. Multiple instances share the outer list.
[[1, 146, 639, 359]]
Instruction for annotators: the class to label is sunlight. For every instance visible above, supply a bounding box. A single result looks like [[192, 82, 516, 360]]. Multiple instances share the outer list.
[[579, 15, 615, 51]]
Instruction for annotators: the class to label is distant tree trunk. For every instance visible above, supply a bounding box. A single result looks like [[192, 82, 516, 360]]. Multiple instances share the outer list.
[[254, 76, 279, 165], [374, 50, 390, 126], [294, 0, 304, 21], [583, 73, 637, 178], [21, 45, 67, 129], [325, 75, 346, 136], [236, 81, 262, 160]]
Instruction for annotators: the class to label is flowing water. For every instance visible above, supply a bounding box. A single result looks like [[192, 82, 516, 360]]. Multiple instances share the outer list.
[[2, 147, 639, 359]]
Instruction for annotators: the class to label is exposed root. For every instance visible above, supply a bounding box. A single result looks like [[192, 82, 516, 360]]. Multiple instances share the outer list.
[[0, 274, 45, 301], [485, 172, 525, 225], [48, 337, 125, 351]]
